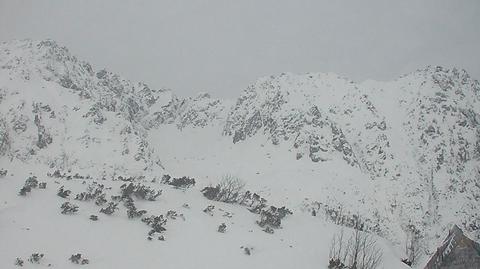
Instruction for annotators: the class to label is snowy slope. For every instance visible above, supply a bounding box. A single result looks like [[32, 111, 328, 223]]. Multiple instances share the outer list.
[[1, 39, 478, 268], [152, 71, 479, 265], [0, 163, 410, 269], [0, 39, 165, 177], [217, 69, 479, 254], [361, 67, 480, 248]]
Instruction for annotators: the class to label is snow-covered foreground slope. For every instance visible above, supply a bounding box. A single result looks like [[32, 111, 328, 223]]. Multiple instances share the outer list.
[[0, 164, 407, 269], [0, 39, 479, 268]]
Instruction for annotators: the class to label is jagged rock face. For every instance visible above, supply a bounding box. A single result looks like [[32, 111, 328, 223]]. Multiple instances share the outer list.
[[0, 39, 164, 122], [222, 69, 480, 249], [0, 39, 164, 176], [0, 39, 230, 175], [145, 92, 230, 129], [223, 73, 398, 179], [0, 117, 10, 156], [397, 67, 480, 177], [389, 67, 480, 245]]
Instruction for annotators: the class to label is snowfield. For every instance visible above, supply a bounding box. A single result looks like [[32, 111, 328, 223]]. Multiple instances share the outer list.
[[0, 162, 407, 269], [0, 39, 479, 268]]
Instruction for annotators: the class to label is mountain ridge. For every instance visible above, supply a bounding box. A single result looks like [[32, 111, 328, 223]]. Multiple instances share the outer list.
[[1, 39, 479, 267]]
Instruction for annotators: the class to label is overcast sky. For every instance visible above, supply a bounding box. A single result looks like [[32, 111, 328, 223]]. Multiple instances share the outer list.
[[1, 0, 479, 97]]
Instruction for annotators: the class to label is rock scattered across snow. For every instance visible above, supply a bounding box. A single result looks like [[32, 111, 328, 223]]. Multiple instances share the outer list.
[[1, 39, 479, 268]]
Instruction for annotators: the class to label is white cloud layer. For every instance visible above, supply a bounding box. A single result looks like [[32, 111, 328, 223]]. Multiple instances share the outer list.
[[1, 0, 479, 97]]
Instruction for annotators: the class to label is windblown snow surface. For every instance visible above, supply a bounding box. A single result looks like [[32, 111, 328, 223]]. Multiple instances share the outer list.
[[0, 39, 479, 268]]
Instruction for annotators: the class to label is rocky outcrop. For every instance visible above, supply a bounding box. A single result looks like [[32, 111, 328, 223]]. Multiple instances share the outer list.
[[145, 92, 230, 129], [222, 68, 480, 255], [223, 73, 398, 179], [0, 39, 165, 176]]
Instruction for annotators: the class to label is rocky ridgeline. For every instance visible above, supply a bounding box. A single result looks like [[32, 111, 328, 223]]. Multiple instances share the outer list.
[[393, 67, 480, 245], [0, 39, 479, 257], [0, 39, 235, 178], [144, 92, 230, 130], [0, 39, 168, 176], [222, 72, 396, 180], [0, 39, 160, 121], [222, 68, 480, 252]]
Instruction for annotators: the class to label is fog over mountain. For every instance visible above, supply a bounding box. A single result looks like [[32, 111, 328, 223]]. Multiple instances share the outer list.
[[1, 0, 479, 97]]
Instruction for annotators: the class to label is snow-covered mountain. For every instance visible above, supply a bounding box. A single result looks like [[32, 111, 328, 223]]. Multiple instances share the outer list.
[[0, 39, 479, 268], [221, 69, 480, 247], [0, 39, 168, 177]]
